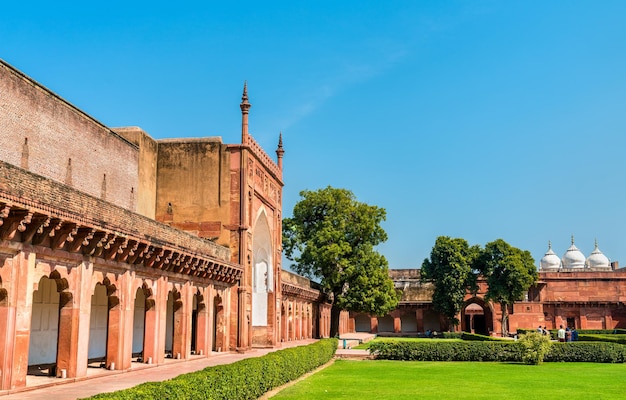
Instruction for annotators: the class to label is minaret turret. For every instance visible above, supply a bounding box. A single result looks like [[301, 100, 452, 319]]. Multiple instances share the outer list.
[[240, 81, 251, 143], [276, 132, 285, 170]]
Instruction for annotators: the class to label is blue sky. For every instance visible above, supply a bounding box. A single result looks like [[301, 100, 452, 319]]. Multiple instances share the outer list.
[[2, 1, 626, 269]]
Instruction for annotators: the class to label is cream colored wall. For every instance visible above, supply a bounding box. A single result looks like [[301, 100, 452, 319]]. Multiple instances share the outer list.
[[113, 127, 158, 219], [155, 138, 231, 245]]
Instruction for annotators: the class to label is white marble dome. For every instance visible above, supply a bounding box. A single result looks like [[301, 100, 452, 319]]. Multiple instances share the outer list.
[[562, 237, 586, 269], [540, 242, 561, 270], [586, 240, 610, 269]]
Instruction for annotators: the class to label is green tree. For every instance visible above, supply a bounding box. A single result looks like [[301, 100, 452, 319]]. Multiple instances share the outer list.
[[421, 236, 480, 330], [282, 186, 399, 337], [475, 239, 538, 337]]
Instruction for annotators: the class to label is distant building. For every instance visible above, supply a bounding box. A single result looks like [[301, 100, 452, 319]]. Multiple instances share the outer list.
[[349, 239, 626, 335]]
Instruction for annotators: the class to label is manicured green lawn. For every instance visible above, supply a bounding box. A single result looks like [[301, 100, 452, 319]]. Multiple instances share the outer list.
[[272, 360, 626, 399]]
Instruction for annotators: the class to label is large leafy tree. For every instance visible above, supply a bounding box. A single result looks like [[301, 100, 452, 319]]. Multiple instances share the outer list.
[[474, 239, 538, 337], [282, 186, 399, 337], [421, 236, 480, 330]]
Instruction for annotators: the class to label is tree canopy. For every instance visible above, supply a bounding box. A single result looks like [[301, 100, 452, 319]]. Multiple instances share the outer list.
[[474, 239, 538, 336], [421, 236, 480, 330], [282, 186, 399, 336]]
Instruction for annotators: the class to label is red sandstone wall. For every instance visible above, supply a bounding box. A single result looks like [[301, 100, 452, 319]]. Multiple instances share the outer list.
[[0, 60, 139, 211]]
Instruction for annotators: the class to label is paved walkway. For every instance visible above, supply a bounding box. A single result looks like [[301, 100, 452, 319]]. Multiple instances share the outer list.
[[0, 339, 318, 400]]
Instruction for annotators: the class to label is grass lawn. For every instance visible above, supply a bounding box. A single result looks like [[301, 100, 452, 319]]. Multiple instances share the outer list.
[[271, 360, 626, 399]]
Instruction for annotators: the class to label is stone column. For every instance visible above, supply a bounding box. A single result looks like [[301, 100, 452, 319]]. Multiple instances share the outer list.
[[172, 284, 191, 360], [0, 248, 33, 390], [57, 258, 91, 379], [195, 285, 211, 357], [415, 309, 424, 332], [143, 277, 166, 365]]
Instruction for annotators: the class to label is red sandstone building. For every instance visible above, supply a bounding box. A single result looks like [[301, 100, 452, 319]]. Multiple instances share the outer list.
[[0, 60, 329, 391], [349, 241, 626, 336]]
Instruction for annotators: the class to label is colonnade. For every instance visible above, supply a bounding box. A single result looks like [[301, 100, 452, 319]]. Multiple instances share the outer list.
[[0, 243, 234, 390]]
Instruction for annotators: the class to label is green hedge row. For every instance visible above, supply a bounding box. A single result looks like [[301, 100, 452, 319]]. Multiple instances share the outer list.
[[460, 332, 506, 341], [577, 334, 626, 345], [518, 328, 626, 335], [369, 341, 626, 363], [85, 339, 337, 400]]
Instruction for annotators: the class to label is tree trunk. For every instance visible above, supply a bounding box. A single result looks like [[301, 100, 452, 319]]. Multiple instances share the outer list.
[[329, 305, 342, 337], [500, 302, 508, 337]]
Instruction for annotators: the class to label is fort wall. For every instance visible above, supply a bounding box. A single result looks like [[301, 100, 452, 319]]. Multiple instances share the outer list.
[[0, 60, 139, 211]]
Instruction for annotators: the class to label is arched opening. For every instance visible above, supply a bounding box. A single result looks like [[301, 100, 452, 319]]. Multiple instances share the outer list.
[[355, 313, 371, 332], [461, 298, 493, 335], [87, 283, 108, 367], [131, 287, 146, 362], [252, 211, 273, 346], [423, 309, 441, 333], [28, 276, 60, 376], [400, 312, 418, 333], [377, 315, 394, 333]]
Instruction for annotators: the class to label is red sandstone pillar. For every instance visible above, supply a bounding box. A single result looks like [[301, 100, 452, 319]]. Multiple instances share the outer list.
[[143, 278, 166, 365], [416, 309, 424, 332], [394, 316, 401, 333], [106, 302, 123, 370], [172, 285, 190, 360], [371, 316, 378, 334], [0, 250, 33, 390], [195, 286, 210, 357], [56, 292, 80, 378]]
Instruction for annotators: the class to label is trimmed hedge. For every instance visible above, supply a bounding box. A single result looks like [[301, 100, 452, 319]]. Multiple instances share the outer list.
[[85, 338, 337, 400], [370, 341, 522, 362], [370, 340, 626, 363], [577, 334, 626, 345], [518, 328, 626, 335], [460, 332, 506, 341]]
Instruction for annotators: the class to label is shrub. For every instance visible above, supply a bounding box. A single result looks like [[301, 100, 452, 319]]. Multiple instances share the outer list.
[[370, 341, 523, 362], [518, 332, 551, 365], [85, 338, 337, 400], [369, 340, 626, 364], [546, 342, 626, 363]]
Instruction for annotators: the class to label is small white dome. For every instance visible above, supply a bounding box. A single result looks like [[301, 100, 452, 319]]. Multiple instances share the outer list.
[[562, 236, 585, 269], [586, 240, 610, 269], [540, 241, 561, 270]]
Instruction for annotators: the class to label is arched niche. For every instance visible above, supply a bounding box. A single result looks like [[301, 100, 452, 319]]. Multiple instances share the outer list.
[[252, 210, 272, 327]]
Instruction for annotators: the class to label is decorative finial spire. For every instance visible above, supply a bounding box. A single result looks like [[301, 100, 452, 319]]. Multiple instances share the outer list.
[[571, 235, 575, 245], [548, 240, 552, 250], [240, 81, 251, 113], [276, 132, 285, 170], [240, 81, 251, 142], [595, 238, 598, 249]]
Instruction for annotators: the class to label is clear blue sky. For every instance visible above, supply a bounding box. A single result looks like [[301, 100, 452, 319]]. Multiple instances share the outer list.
[[2, 1, 625, 270]]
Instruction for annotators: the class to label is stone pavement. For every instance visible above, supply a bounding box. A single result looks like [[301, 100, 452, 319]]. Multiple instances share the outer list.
[[0, 339, 318, 400]]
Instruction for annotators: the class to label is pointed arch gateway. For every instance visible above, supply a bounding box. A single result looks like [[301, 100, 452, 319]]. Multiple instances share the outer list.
[[251, 209, 274, 346], [461, 298, 494, 335]]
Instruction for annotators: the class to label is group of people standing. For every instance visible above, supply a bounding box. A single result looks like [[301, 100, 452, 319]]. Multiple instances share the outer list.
[[556, 325, 578, 342], [537, 325, 578, 341]]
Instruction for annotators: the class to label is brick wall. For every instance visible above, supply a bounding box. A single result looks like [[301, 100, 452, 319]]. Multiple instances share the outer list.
[[0, 60, 139, 211]]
